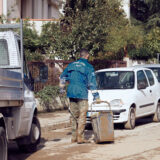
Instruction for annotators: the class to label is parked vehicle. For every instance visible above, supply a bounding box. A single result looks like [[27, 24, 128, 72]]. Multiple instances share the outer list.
[[87, 67, 160, 129], [0, 21, 41, 160], [135, 64, 160, 82]]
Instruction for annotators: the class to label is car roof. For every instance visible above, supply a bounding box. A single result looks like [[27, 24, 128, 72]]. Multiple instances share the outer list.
[[96, 67, 151, 73], [134, 64, 160, 68]]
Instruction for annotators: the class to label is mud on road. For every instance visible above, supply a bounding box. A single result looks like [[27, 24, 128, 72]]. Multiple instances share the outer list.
[[8, 117, 160, 160]]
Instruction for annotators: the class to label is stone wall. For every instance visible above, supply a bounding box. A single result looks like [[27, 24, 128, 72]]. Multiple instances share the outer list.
[[36, 97, 69, 113]]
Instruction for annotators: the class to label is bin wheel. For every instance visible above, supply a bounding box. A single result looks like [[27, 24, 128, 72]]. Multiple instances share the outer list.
[[17, 116, 41, 153], [124, 107, 136, 129], [0, 127, 8, 160], [153, 103, 160, 122]]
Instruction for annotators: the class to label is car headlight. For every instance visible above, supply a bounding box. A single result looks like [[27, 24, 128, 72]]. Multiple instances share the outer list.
[[110, 99, 124, 108]]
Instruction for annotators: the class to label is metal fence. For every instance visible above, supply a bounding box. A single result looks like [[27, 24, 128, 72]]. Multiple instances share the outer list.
[[28, 60, 126, 92]]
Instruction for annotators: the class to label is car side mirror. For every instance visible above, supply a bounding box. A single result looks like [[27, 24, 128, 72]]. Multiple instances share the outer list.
[[138, 82, 147, 90], [24, 73, 34, 91]]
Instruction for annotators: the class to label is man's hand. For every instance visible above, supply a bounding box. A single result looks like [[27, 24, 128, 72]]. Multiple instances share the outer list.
[[92, 92, 100, 101], [95, 98, 101, 104]]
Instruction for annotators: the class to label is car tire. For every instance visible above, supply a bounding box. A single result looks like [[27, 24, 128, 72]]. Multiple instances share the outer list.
[[153, 103, 160, 122], [0, 127, 8, 160], [124, 107, 136, 129], [17, 116, 41, 153]]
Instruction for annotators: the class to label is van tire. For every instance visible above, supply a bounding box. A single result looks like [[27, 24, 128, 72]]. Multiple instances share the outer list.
[[153, 103, 160, 122], [124, 107, 136, 129], [17, 117, 41, 153], [0, 127, 8, 160]]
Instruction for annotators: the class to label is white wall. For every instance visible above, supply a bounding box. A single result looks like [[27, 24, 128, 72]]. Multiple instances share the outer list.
[[123, 57, 156, 67], [121, 0, 130, 19], [2, 0, 7, 16]]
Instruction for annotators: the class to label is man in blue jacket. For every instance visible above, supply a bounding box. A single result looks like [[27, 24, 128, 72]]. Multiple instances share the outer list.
[[59, 49, 100, 144]]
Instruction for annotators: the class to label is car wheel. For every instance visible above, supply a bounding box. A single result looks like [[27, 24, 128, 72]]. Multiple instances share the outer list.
[[153, 103, 160, 122], [17, 116, 41, 153], [124, 107, 136, 129], [0, 127, 8, 160]]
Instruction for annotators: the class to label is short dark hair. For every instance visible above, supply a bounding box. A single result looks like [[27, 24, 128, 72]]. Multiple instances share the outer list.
[[80, 49, 89, 58]]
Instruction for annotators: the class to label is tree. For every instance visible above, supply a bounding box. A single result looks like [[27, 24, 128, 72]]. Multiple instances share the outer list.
[[129, 0, 160, 60], [131, 0, 160, 29], [40, 0, 132, 60], [23, 21, 44, 61], [144, 27, 160, 57]]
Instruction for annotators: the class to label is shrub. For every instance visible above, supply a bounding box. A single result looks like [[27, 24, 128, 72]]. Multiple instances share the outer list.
[[36, 85, 66, 111], [128, 47, 151, 60]]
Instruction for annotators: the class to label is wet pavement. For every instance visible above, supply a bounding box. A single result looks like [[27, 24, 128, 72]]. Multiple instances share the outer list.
[[8, 113, 160, 160]]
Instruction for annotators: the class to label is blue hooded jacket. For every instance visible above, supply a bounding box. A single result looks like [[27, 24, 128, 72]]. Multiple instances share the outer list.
[[60, 58, 99, 99]]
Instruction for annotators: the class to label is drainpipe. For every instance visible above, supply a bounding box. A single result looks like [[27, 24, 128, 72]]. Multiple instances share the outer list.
[[3, 0, 7, 17]]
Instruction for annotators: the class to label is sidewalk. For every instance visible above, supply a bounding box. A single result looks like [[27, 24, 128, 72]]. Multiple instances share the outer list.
[[38, 110, 71, 132]]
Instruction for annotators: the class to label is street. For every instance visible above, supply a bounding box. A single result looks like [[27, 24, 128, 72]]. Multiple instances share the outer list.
[[8, 116, 160, 160]]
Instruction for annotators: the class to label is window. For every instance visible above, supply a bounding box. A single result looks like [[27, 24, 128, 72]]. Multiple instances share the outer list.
[[137, 70, 148, 88], [145, 70, 155, 86], [0, 39, 9, 66], [39, 65, 48, 82], [96, 71, 134, 89], [149, 67, 160, 82]]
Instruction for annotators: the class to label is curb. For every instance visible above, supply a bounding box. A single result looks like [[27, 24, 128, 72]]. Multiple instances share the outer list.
[[41, 121, 71, 132]]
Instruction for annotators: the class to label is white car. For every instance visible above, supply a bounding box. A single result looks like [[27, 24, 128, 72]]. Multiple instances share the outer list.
[[88, 67, 160, 129], [135, 64, 160, 82]]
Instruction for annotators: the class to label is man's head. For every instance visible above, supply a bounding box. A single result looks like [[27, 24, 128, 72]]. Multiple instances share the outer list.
[[80, 49, 89, 59]]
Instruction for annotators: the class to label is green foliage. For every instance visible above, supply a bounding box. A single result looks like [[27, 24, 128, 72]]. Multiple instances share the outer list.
[[104, 25, 144, 53], [131, 0, 160, 29], [25, 49, 45, 61], [128, 47, 151, 60], [40, 22, 75, 60], [130, 0, 160, 60], [40, 0, 131, 60], [23, 21, 44, 61], [127, 26, 160, 60], [144, 27, 160, 57], [36, 85, 64, 106]]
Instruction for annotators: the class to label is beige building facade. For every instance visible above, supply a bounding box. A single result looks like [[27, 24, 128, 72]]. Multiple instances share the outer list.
[[0, 0, 64, 19]]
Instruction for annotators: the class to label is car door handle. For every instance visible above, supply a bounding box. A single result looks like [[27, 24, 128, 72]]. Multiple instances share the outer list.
[[150, 90, 152, 93]]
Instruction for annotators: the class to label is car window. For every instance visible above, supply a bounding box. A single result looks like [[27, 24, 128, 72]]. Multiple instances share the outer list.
[[137, 70, 148, 88], [145, 70, 155, 86], [96, 71, 134, 89], [149, 67, 160, 82], [0, 39, 9, 66]]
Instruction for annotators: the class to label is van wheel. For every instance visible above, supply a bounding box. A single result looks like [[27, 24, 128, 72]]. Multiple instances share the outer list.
[[0, 127, 8, 160], [153, 103, 160, 122], [124, 107, 136, 129], [17, 117, 41, 153]]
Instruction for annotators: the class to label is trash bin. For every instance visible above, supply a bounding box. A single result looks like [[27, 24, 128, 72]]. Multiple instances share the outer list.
[[91, 101, 114, 143]]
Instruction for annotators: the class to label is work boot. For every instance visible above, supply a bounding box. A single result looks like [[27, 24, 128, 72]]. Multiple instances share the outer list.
[[71, 137, 77, 143], [77, 135, 90, 144]]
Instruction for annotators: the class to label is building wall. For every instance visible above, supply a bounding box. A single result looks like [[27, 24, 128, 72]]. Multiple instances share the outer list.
[[1, 0, 130, 20], [0, 0, 2, 15], [5, 0, 63, 19], [7, 0, 21, 19]]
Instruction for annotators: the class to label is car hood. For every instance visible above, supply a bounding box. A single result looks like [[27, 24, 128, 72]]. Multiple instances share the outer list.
[[88, 89, 135, 106]]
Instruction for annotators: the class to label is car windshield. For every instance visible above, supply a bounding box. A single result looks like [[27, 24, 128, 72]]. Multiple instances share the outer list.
[[96, 71, 135, 89], [148, 67, 160, 82]]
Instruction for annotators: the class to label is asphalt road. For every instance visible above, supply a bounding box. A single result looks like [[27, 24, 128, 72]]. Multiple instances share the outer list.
[[8, 116, 160, 160]]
